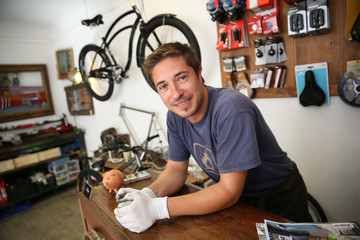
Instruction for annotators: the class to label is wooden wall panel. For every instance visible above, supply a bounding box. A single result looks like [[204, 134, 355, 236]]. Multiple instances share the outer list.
[[218, 0, 360, 98]]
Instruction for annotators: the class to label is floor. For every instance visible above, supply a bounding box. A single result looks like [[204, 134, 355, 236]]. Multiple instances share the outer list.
[[0, 184, 84, 240]]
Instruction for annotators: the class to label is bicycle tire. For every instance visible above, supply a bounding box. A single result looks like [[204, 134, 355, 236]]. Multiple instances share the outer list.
[[76, 168, 103, 193], [136, 16, 201, 91], [308, 193, 328, 223], [79, 44, 114, 101]]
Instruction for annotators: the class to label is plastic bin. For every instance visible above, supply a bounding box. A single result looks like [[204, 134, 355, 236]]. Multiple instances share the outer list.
[[67, 160, 80, 174], [48, 157, 70, 173], [48, 157, 70, 186], [56, 176, 70, 186]]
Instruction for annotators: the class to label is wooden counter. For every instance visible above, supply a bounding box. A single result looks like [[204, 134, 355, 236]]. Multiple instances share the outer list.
[[78, 169, 289, 240]]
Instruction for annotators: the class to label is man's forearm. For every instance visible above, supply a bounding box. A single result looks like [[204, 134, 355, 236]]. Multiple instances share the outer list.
[[167, 170, 247, 217], [148, 160, 188, 197], [166, 183, 235, 216]]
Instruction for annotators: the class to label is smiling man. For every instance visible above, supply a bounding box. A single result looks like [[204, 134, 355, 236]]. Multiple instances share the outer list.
[[153, 55, 207, 122], [114, 42, 311, 233]]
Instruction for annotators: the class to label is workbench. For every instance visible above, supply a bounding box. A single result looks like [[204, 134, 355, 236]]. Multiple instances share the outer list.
[[77, 169, 289, 240]]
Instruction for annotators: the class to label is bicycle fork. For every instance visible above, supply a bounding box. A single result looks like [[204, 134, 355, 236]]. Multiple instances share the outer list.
[[119, 150, 145, 174]]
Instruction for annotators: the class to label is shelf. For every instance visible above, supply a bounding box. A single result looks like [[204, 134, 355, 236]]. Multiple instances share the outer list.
[[0, 180, 76, 211], [0, 130, 85, 161], [0, 129, 87, 214], [218, 1, 360, 98], [0, 150, 86, 176]]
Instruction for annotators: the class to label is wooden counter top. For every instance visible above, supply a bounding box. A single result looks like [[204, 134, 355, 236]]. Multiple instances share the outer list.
[[78, 169, 289, 240]]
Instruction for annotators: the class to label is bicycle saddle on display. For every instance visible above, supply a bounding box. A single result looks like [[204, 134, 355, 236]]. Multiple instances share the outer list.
[[81, 14, 104, 27], [299, 70, 326, 106]]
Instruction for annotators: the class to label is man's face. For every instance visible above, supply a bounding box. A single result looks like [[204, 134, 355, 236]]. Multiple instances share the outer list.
[[152, 56, 207, 123]]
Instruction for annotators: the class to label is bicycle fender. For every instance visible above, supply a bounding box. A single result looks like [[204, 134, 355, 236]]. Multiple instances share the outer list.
[[148, 13, 176, 20], [138, 13, 177, 34]]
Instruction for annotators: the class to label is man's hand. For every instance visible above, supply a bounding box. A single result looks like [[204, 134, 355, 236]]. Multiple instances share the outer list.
[[114, 190, 170, 233], [115, 187, 156, 203]]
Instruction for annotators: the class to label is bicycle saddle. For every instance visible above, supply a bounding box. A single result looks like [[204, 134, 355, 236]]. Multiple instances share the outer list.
[[299, 70, 326, 106], [81, 14, 104, 27]]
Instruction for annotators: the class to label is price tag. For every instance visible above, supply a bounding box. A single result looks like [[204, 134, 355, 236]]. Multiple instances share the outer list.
[[83, 182, 93, 200]]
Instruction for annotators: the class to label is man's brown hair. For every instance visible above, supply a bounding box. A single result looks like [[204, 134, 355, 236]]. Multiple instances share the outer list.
[[142, 42, 201, 89]]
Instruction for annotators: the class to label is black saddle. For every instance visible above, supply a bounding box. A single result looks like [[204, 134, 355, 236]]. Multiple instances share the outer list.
[[81, 14, 104, 27], [299, 70, 326, 106]]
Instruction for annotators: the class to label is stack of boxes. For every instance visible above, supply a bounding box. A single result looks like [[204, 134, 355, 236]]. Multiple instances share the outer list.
[[67, 160, 80, 181], [0, 147, 62, 173], [48, 157, 80, 186]]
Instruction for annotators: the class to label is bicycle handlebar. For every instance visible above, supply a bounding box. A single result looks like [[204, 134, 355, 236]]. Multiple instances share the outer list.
[[100, 144, 131, 153], [100, 134, 160, 153], [147, 134, 159, 142]]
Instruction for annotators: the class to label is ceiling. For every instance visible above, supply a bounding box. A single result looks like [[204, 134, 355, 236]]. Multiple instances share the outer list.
[[0, 0, 90, 38]]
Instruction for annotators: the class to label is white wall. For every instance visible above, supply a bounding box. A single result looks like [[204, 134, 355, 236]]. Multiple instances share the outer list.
[[0, 0, 359, 223]]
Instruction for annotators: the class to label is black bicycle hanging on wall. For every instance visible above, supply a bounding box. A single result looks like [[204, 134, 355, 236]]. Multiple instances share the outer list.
[[78, 0, 201, 101]]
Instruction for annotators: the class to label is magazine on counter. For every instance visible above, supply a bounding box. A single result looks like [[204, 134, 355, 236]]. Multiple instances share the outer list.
[[256, 223, 267, 240], [256, 220, 360, 240]]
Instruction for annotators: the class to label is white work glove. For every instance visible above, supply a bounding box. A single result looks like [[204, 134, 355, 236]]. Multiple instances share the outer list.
[[114, 190, 170, 233], [115, 187, 156, 203]]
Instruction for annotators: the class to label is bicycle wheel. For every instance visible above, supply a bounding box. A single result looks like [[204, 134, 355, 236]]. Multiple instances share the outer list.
[[79, 44, 114, 101], [308, 193, 328, 222], [76, 169, 103, 193], [136, 16, 201, 91]]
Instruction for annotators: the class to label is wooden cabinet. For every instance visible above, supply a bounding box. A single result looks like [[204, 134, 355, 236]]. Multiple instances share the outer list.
[[218, 1, 360, 98], [78, 169, 290, 240]]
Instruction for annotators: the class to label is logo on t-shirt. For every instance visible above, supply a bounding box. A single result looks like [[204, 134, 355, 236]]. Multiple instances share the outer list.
[[193, 143, 219, 178]]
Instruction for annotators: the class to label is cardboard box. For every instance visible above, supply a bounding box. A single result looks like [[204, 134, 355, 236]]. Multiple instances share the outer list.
[[247, 0, 275, 13], [37, 147, 61, 162], [0, 159, 15, 173], [14, 153, 39, 168]]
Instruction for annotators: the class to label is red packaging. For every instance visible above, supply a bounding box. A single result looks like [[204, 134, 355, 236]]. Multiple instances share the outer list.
[[230, 20, 246, 49], [0, 177, 8, 206], [216, 24, 230, 51], [247, 0, 275, 13], [248, 15, 263, 35], [262, 12, 280, 34]]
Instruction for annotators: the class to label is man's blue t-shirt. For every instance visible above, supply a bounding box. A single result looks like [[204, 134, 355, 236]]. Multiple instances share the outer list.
[[167, 86, 294, 197]]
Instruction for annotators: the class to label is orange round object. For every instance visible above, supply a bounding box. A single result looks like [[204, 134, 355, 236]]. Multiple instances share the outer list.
[[102, 170, 124, 194]]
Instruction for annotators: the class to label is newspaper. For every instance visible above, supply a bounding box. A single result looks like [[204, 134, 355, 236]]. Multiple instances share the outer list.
[[256, 223, 266, 240], [258, 220, 360, 240]]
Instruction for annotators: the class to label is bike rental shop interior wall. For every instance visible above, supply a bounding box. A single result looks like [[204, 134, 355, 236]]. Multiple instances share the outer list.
[[0, 0, 359, 224]]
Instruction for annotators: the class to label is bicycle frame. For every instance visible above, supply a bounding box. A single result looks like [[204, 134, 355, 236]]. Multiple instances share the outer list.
[[80, 0, 200, 101], [99, 8, 142, 79], [92, 1, 177, 81], [119, 103, 168, 161]]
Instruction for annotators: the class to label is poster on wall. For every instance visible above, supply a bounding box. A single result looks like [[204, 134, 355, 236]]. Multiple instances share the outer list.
[[65, 83, 94, 116], [0, 64, 54, 123], [56, 48, 74, 79]]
